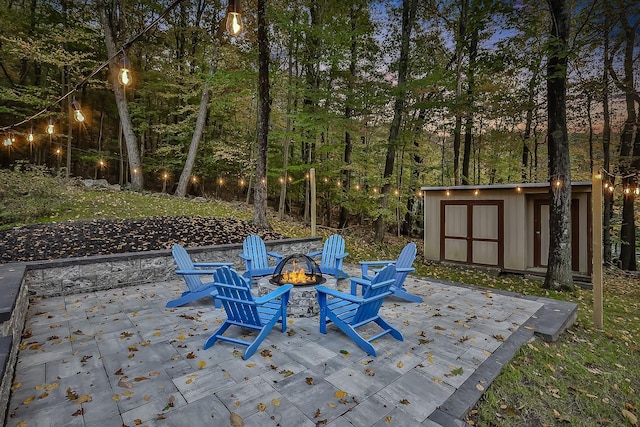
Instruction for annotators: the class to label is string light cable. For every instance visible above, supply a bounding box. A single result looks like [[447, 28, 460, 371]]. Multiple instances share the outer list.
[[0, 0, 185, 133]]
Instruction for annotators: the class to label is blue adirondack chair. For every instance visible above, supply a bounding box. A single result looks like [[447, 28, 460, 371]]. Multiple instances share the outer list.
[[203, 267, 293, 360], [167, 244, 233, 309], [351, 242, 422, 303], [239, 235, 283, 284], [316, 265, 403, 356], [306, 234, 349, 279]]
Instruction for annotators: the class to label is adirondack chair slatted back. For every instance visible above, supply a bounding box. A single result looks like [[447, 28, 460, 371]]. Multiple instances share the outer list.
[[397, 243, 417, 269], [172, 244, 201, 292], [243, 235, 271, 271], [321, 234, 345, 271], [353, 265, 396, 325], [213, 267, 262, 326]]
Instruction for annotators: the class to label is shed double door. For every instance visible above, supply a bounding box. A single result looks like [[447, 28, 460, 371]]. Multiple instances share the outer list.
[[440, 200, 504, 268]]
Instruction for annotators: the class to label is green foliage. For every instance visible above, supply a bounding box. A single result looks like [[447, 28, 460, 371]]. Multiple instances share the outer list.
[[0, 165, 67, 227]]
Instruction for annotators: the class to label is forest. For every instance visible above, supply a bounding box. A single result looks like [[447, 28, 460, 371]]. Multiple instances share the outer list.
[[0, 0, 639, 270]]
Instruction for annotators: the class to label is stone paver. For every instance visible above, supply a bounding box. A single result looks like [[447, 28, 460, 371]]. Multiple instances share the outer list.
[[5, 268, 575, 426]]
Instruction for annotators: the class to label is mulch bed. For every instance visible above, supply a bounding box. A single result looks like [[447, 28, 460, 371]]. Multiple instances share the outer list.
[[0, 216, 285, 263]]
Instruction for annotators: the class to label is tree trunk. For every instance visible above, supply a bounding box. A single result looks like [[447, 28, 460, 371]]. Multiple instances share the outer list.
[[99, 1, 143, 191], [175, 50, 219, 198], [253, 0, 270, 229], [462, 27, 477, 185], [602, 15, 613, 265], [544, 0, 574, 291], [373, 0, 416, 242], [338, 3, 360, 229]]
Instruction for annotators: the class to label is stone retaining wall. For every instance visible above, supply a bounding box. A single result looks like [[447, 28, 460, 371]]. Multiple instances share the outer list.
[[0, 237, 322, 425]]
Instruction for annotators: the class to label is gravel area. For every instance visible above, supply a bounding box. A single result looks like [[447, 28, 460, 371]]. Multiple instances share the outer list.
[[0, 216, 285, 263]]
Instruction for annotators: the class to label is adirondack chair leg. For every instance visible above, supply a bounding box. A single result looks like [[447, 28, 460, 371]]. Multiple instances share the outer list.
[[166, 291, 215, 308], [373, 317, 404, 341], [343, 324, 377, 356], [391, 287, 423, 303], [244, 315, 281, 359], [203, 322, 232, 350]]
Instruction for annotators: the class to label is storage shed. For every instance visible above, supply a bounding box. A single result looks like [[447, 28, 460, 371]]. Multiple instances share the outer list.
[[421, 182, 592, 277]]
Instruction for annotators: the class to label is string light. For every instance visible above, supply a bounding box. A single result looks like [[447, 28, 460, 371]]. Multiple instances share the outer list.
[[72, 99, 85, 122], [46, 118, 55, 135], [98, 159, 106, 168], [279, 176, 285, 184], [473, 189, 480, 196], [239, 178, 245, 187], [288, 176, 293, 183], [191, 176, 198, 184], [27, 129, 34, 143], [354, 184, 360, 191], [445, 189, 451, 196], [516, 186, 522, 193], [225, 0, 244, 37], [393, 189, 399, 196], [119, 56, 132, 86], [218, 177, 224, 185]]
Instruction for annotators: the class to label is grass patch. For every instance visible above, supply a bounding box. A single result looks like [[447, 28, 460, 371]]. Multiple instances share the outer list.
[[3, 178, 639, 426]]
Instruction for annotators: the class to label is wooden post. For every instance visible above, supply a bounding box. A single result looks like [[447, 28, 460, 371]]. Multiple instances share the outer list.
[[310, 168, 317, 237], [592, 170, 603, 329]]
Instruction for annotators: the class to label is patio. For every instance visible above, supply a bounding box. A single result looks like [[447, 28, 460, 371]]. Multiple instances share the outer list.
[[5, 265, 576, 427]]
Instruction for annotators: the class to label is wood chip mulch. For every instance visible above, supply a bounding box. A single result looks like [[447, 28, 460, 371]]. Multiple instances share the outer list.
[[0, 216, 285, 263]]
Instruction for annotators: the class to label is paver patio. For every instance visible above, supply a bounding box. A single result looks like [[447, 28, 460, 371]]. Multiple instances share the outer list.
[[5, 266, 575, 427]]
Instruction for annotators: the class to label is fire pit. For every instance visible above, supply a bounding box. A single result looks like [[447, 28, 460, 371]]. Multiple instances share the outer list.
[[258, 254, 335, 317], [270, 254, 326, 286]]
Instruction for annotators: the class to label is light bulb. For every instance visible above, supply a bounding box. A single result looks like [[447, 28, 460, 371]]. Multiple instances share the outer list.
[[27, 132, 34, 142], [119, 56, 132, 86], [119, 68, 131, 86], [74, 109, 85, 122], [46, 123, 55, 135], [226, 12, 243, 36]]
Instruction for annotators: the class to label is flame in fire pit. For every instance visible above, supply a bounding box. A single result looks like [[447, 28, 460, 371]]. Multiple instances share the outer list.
[[282, 265, 308, 284]]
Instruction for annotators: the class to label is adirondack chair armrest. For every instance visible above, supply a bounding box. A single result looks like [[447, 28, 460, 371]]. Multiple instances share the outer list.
[[359, 260, 395, 268], [395, 267, 415, 274], [306, 250, 322, 258], [316, 286, 363, 303], [192, 262, 234, 268], [336, 252, 349, 259], [238, 253, 251, 261], [175, 269, 218, 276], [255, 284, 293, 305], [266, 251, 283, 261], [349, 277, 372, 295]]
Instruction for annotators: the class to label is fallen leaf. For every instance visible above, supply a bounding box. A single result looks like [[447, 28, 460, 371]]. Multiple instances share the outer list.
[[73, 395, 92, 404], [118, 379, 134, 388], [327, 402, 337, 408], [198, 361, 206, 369], [246, 363, 256, 368], [66, 388, 79, 401], [365, 368, 375, 376], [260, 349, 272, 358], [306, 377, 315, 385], [72, 408, 84, 416], [134, 377, 148, 382], [22, 396, 35, 405], [114, 368, 124, 375], [112, 395, 121, 401], [272, 398, 280, 407], [230, 412, 244, 427], [38, 392, 49, 399], [11, 382, 22, 391], [16, 421, 27, 427], [622, 409, 637, 425], [134, 419, 142, 425], [400, 398, 410, 405], [186, 352, 196, 359], [257, 402, 266, 411], [397, 361, 404, 368], [120, 331, 134, 339], [334, 390, 347, 399], [476, 383, 485, 391], [385, 415, 392, 423]]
